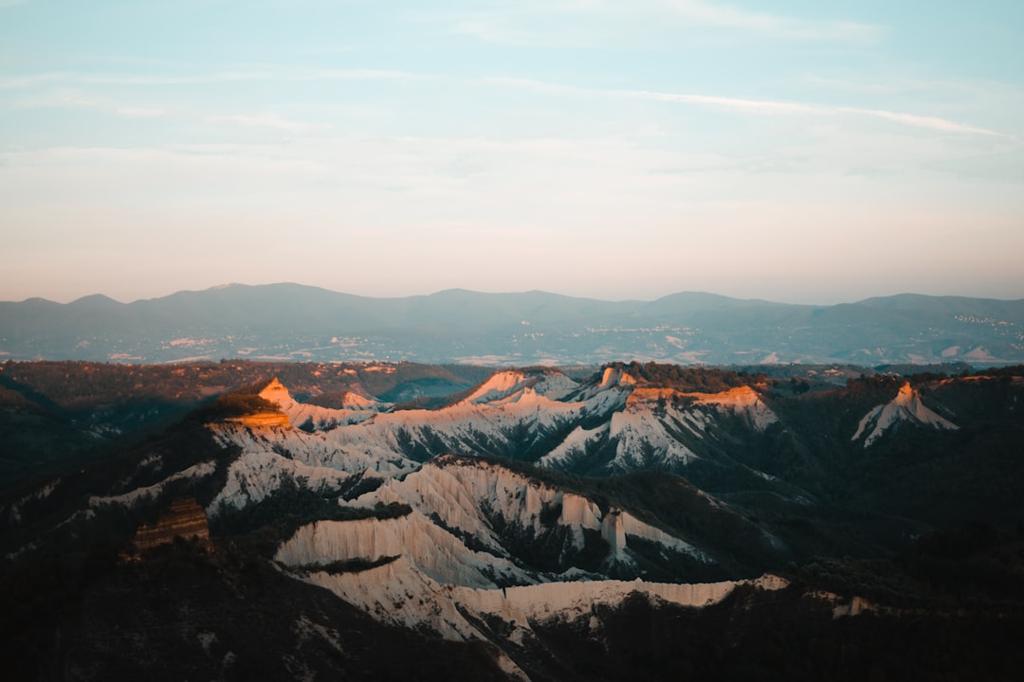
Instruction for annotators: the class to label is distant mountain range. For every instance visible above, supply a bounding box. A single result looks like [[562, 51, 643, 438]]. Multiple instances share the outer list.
[[1, 283, 1022, 365]]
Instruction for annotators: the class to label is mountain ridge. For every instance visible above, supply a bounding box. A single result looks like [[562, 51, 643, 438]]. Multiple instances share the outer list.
[[9, 282, 1024, 308], [3, 283, 1023, 365]]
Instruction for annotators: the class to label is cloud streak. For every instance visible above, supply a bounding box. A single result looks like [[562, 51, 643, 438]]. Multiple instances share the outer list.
[[9, 89, 165, 118], [484, 77, 1004, 137], [436, 0, 884, 47], [207, 113, 328, 133], [619, 89, 1003, 136], [1, 70, 1004, 137], [655, 0, 883, 42], [0, 68, 427, 90]]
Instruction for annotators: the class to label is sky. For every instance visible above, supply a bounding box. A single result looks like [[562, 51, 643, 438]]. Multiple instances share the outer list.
[[1, 0, 1022, 304]]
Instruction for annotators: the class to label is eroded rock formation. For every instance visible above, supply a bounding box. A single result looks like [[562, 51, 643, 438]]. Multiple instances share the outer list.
[[128, 497, 212, 556]]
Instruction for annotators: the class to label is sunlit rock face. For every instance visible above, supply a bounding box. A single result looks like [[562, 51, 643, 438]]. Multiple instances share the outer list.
[[459, 369, 579, 404], [625, 385, 778, 430], [129, 497, 212, 554], [257, 377, 378, 430], [225, 411, 292, 429]]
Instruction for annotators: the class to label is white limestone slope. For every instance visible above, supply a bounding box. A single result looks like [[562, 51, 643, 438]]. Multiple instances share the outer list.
[[213, 374, 779, 503], [208, 450, 352, 515], [354, 457, 709, 563], [270, 455, 718, 643], [310, 385, 592, 463], [607, 404, 699, 469], [354, 458, 598, 555], [453, 573, 790, 631], [211, 422, 420, 477], [538, 423, 610, 467], [301, 556, 487, 641], [852, 382, 958, 447], [461, 369, 578, 404], [212, 378, 599, 488], [294, 548, 786, 643], [88, 461, 216, 508], [274, 493, 776, 646], [212, 372, 635, 484], [296, 556, 530, 679], [602, 386, 777, 470], [275, 511, 532, 588]]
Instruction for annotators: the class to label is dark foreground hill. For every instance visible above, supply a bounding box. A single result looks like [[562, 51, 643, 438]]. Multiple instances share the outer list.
[[2, 361, 1023, 680]]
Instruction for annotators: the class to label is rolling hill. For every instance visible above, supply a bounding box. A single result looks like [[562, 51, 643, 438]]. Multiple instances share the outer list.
[[2, 284, 1023, 365]]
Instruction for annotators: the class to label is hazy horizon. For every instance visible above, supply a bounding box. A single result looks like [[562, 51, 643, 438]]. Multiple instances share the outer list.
[[5, 280, 1024, 307], [2, 1, 1023, 304]]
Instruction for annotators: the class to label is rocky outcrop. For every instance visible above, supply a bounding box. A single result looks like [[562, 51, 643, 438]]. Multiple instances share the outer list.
[[256, 377, 376, 430], [460, 369, 579, 404], [852, 381, 958, 447], [128, 498, 212, 556]]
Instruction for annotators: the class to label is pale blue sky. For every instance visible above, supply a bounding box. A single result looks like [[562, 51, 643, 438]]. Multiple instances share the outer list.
[[1, 1, 1022, 303]]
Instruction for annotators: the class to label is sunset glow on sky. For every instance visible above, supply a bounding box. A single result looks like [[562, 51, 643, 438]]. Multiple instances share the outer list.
[[1, 1, 1022, 303]]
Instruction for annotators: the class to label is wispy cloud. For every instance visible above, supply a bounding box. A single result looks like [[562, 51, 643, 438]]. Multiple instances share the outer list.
[[9, 89, 165, 118], [842, 108, 999, 137], [482, 77, 1003, 137], [433, 0, 884, 47], [0, 73, 67, 90], [618, 89, 1003, 136], [655, 0, 883, 42], [207, 113, 327, 133], [1, 68, 1003, 137], [0, 68, 427, 90]]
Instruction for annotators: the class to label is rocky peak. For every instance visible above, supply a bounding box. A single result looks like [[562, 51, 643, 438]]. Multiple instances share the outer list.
[[258, 377, 292, 407]]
